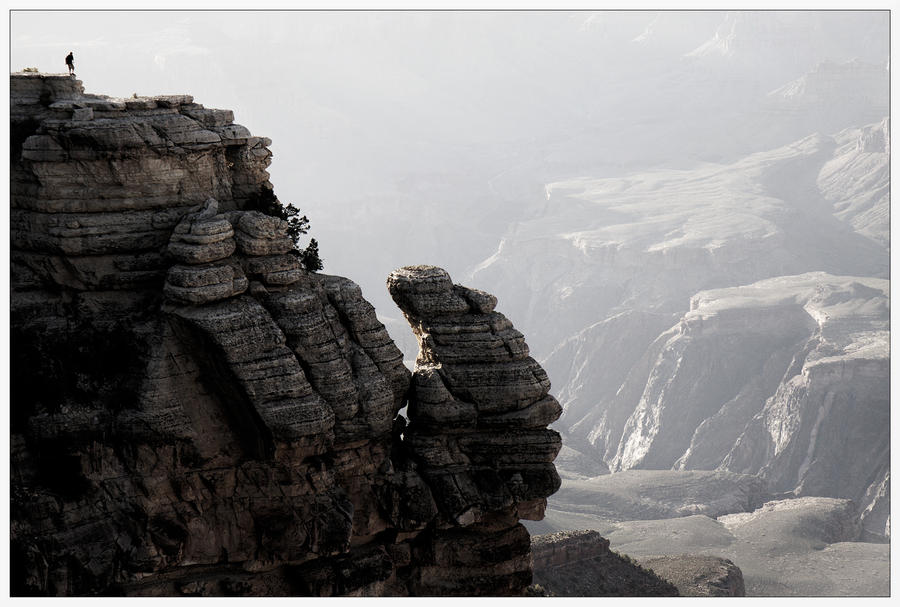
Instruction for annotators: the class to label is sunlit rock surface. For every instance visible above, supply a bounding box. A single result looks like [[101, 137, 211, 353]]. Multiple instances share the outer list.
[[613, 274, 888, 536], [544, 270, 888, 538], [469, 125, 889, 546], [635, 555, 744, 597], [526, 472, 889, 597]]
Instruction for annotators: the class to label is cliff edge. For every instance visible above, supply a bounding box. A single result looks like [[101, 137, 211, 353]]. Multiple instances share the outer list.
[[9, 73, 561, 596]]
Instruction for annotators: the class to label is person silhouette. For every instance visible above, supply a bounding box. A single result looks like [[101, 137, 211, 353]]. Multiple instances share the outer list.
[[65, 52, 74, 76]]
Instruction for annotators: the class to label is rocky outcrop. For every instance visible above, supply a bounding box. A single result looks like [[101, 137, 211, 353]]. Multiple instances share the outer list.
[[718, 496, 862, 549], [11, 73, 273, 294], [817, 118, 890, 247], [571, 273, 889, 537], [9, 74, 561, 597], [530, 530, 679, 596], [545, 469, 771, 523], [636, 555, 744, 597], [531, 529, 610, 569], [531, 530, 746, 596], [387, 265, 562, 593]]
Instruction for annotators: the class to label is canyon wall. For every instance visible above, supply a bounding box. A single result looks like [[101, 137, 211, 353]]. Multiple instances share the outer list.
[[9, 73, 560, 596], [598, 274, 889, 537]]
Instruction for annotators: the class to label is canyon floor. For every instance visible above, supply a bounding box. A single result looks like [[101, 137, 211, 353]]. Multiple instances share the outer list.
[[523, 468, 889, 596]]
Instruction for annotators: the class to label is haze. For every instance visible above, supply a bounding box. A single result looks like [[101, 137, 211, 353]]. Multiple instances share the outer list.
[[10, 9, 891, 596], [11, 10, 889, 325]]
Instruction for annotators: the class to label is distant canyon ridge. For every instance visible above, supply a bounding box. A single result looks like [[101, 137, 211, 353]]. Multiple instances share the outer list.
[[8, 14, 890, 593]]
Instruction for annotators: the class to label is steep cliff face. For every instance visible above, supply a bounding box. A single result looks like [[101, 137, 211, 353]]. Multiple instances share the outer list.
[[9, 74, 560, 596], [387, 265, 563, 593], [592, 273, 889, 537]]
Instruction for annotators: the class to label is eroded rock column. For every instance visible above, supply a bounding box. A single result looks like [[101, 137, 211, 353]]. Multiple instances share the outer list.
[[388, 265, 562, 595]]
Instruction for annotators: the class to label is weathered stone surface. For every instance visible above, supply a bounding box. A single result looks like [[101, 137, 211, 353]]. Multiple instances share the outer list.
[[530, 530, 681, 597], [234, 211, 294, 256], [388, 265, 563, 595], [72, 107, 94, 121], [421, 317, 530, 364], [11, 73, 273, 291], [12, 207, 180, 255], [386, 265, 470, 318], [408, 366, 478, 429], [635, 555, 745, 597], [182, 106, 234, 127], [164, 262, 248, 305], [260, 284, 396, 442], [478, 395, 563, 429], [213, 123, 253, 144], [124, 96, 157, 110], [169, 296, 336, 451], [243, 254, 304, 286], [152, 94, 194, 108], [455, 285, 497, 313], [531, 529, 610, 570], [11, 71, 83, 108], [321, 275, 410, 409], [10, 76, 560, 598], [167, 198, 237, 264]]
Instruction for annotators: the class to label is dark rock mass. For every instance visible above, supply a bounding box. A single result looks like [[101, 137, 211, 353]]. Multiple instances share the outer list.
[[9, 73, 561, 597], [530, 530, 681, 597]]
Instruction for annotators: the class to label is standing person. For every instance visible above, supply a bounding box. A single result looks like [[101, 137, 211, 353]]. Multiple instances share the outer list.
[[65, 52, 74, 76]]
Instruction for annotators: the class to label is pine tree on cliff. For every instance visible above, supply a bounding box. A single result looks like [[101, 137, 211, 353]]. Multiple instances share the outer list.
[[300, 238, 324, 272], [245, 188, 324, 272]]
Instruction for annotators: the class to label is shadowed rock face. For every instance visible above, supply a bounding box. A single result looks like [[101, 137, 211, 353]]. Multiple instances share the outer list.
[[387, 265, 563, 594], [9, 74, 560, 597], [530, 530, 680, 597]]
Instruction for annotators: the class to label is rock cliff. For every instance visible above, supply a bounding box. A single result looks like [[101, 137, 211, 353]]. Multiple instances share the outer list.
[[606, 273, 889, 537], [9, 73, 560, 596], [634, 555, 745, 597], [529, 530, 681, 596], [469, 121, 889, 539]]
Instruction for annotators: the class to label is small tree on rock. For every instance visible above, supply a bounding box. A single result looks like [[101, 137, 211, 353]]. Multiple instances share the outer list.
[[245, 188, 324, 272], [299, 238, 324, 272]]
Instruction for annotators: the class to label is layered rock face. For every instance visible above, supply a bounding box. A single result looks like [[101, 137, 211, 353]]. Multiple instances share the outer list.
[[531, 529, 611, 570], [387, 265, 562, 593], [532, 529, 746, 597], [530, 530, 680, 597], [467, 122, 888, 534], [9, 74, 560, 596], [564, 273, 888, 537], [11, 74, 273, 293]]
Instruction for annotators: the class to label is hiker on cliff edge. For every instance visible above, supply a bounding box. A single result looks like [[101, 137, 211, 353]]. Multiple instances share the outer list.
[[65, 52, 74, 76]]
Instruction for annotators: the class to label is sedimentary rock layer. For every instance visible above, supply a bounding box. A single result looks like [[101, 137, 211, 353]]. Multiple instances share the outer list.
[[387, 265, 562, 592], [530, 530, 680, 596], [10, 74, 560, 597]]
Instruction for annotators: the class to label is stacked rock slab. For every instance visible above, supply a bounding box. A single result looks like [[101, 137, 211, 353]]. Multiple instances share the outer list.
[[10, 75, 561, 597], [164, 198, 247, 305], [10, 72, 272, 293], [388, 265, 562, 595]]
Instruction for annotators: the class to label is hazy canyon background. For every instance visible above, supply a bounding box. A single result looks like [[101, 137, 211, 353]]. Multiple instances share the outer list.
[[11, 9, 891, 595]]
